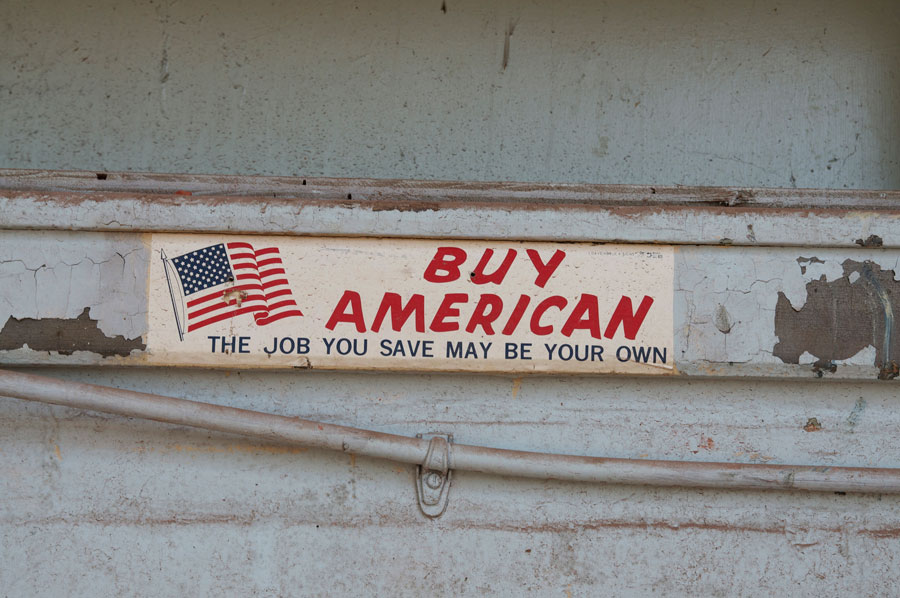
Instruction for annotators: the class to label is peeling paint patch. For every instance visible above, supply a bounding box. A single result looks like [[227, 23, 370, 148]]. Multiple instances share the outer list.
[[774, 260, 899, 378], [846, 397, 866, 430], [803, 417, 823, 432], [714, 304, 734, 333], [855, 235, 884, 248], [0, 307, 145, 357]]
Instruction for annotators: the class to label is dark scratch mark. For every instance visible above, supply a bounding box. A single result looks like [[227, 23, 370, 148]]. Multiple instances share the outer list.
[[502, 18, 519, 71]]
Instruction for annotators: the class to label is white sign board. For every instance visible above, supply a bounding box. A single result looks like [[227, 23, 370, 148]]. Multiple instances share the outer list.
[[147, 235, 674, 374]]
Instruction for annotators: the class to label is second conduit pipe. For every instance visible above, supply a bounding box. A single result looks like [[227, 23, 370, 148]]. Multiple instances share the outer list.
[[2, 368, 900, 495]]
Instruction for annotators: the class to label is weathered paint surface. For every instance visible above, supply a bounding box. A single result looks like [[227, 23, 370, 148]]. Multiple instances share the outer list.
[[774, 260, 900, 379], [2, 0, 899, 594], [674, 247, 900, 380], [1, 0, 897, 189], [3, 368, 900, 596], [5, 181, 900, 248], [3, 230, 898, 381], [0, 231, 147, 365]]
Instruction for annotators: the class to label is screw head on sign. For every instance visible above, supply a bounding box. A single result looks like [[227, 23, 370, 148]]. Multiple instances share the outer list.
[[425, 471, 443, 489]]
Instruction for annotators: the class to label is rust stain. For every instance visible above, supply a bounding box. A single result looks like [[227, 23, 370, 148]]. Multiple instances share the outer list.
[[470, 520, 825, 537], [860, 528, 900, 538], [54, 444, 62, 460], [774, 260, 899, 378], [511, 377, 522, 399], [349, 453, 357, 468], [791, 542, 819, 548], [0, 307, 145, 357], [691, 436, 715, 453], [739, 452, 775, 462]]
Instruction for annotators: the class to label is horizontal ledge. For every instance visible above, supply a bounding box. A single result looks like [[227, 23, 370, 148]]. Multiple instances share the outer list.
[[2, 169, 898, 208], [2, 170, 899, 247], [0, 355, 888, 383], [1, 368, 898, 495]]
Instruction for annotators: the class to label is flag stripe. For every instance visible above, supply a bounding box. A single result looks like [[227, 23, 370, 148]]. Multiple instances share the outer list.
[[188, 295, 266, 319], [265, 299, 298, 311], [256, 310, 305, 325], [188, 305, 265, 332], [264, 288, 293, 300]]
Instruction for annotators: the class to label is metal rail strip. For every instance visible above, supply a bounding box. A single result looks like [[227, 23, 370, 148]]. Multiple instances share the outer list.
[[2, 369, 899, 508]]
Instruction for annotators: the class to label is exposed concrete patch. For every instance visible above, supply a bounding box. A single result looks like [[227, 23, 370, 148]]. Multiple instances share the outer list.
[[774, 260, 899, 378], [0, 308, 145, 357]]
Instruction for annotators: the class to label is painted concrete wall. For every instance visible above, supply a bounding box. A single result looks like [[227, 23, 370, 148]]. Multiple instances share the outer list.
[[5, 369, 900, 596], [2, 0, 898, 189], [2, 0, 900, 596]]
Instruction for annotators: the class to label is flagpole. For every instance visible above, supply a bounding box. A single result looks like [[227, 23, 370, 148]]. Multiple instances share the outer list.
[[160, 249, 184, 341]]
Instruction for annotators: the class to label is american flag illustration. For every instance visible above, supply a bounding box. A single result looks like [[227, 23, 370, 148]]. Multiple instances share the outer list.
[[162, 242, 303, 339]]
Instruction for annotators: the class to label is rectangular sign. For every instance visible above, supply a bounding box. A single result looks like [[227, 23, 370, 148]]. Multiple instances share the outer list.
[[147, 235, 674, 374]]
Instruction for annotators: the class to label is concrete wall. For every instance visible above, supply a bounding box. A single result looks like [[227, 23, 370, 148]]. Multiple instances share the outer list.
[[2, 0, 898, 189], [2, 1, 900, 596]]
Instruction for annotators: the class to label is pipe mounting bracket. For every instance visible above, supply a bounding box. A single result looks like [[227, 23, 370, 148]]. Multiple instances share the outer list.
[[415, 433, 452, 518]]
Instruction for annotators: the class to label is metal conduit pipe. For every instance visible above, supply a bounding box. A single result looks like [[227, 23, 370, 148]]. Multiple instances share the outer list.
[[3, 368, 900, 494]]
